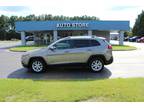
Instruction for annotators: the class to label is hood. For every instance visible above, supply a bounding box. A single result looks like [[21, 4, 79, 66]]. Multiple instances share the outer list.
[[26, 47, 48, 56]]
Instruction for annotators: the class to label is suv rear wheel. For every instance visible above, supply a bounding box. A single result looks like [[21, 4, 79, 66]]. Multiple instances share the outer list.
[[88, 58, 104, 72], [29, 58, 46, 73]]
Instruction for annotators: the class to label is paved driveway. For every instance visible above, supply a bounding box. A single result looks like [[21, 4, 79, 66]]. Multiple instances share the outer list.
[[107, 41, 144, 78], [0, 41, 144, 79], [0, 41, 21, 49]]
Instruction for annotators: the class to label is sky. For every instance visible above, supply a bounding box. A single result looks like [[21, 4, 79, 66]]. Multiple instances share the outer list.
[[0, 0, 144, 27]]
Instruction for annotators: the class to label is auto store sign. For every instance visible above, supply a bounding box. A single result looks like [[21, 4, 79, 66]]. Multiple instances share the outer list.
[[56, 23, 89, 28]]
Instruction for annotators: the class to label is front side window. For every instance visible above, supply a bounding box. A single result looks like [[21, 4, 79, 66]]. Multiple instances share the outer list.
[[53, 40, 71, 49]]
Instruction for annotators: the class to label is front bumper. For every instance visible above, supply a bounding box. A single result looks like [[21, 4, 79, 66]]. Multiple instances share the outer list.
[[21, 62, 29, 68], [21, 55, 30, 68]]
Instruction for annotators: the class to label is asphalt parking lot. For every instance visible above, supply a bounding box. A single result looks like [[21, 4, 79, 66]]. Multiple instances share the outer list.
[[0, 41, 144, 79]]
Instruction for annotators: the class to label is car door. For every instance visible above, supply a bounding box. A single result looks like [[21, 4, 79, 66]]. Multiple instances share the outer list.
[[65, 39, 92, 63], [46, 40, 72, 64]]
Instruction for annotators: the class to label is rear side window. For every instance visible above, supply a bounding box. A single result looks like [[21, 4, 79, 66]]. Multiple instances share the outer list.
[[90, 40, 100, 46], [71, 39, 90, 48]]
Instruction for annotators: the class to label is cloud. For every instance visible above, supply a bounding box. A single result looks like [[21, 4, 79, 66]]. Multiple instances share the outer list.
[[0, 6, 30, 12], [111, 6, 140, 11]]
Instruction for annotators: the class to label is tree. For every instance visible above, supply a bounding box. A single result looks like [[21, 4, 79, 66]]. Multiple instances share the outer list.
[[124, 31, 132, 37], [9, 16, 18, 30], [0, 15, 9, 40], [132, 11, 144, 36]]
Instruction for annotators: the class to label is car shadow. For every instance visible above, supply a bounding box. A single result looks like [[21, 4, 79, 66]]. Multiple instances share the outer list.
[[8, 66, 112, 80]]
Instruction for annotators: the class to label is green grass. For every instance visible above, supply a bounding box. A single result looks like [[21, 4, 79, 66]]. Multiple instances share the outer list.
[[0, 78, 144, 102], [112, 45, 137, 51], [9, 45, 47, 52], [9, 45, 137, 52]]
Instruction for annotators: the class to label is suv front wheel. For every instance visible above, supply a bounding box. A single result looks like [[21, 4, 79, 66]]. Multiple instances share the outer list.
[[29, 58, 46, 73], [88, 58, 104, 72]]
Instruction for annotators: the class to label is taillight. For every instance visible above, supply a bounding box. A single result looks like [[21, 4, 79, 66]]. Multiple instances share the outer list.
[[108, 45, 112, 49]]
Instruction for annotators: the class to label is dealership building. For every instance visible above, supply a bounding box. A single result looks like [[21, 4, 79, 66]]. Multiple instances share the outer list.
[[15, 20, 130, 45]]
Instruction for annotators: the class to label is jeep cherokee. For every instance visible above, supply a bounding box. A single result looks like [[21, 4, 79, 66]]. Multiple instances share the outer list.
[[21, 36, 113, 73]]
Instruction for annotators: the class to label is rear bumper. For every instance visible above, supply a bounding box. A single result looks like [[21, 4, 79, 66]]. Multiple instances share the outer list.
[[105, 56, 113, 65]]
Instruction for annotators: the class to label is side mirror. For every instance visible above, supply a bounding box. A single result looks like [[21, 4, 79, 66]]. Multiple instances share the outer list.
[[49, 46, 56, 51]]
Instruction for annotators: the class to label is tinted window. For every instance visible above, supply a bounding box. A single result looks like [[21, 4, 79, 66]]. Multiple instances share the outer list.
[[72, 39, 90, 48], [54, 40, 71, 49], [90, 40, 100, 46]]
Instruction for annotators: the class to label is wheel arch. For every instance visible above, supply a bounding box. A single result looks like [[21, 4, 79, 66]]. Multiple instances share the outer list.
[[87, 55, 106, 64], [28, 56, 47, 66]]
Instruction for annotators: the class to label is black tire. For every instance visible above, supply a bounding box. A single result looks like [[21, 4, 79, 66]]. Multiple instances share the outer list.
[[88, 58, 104, 72], [29, 58, 47, 73]]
